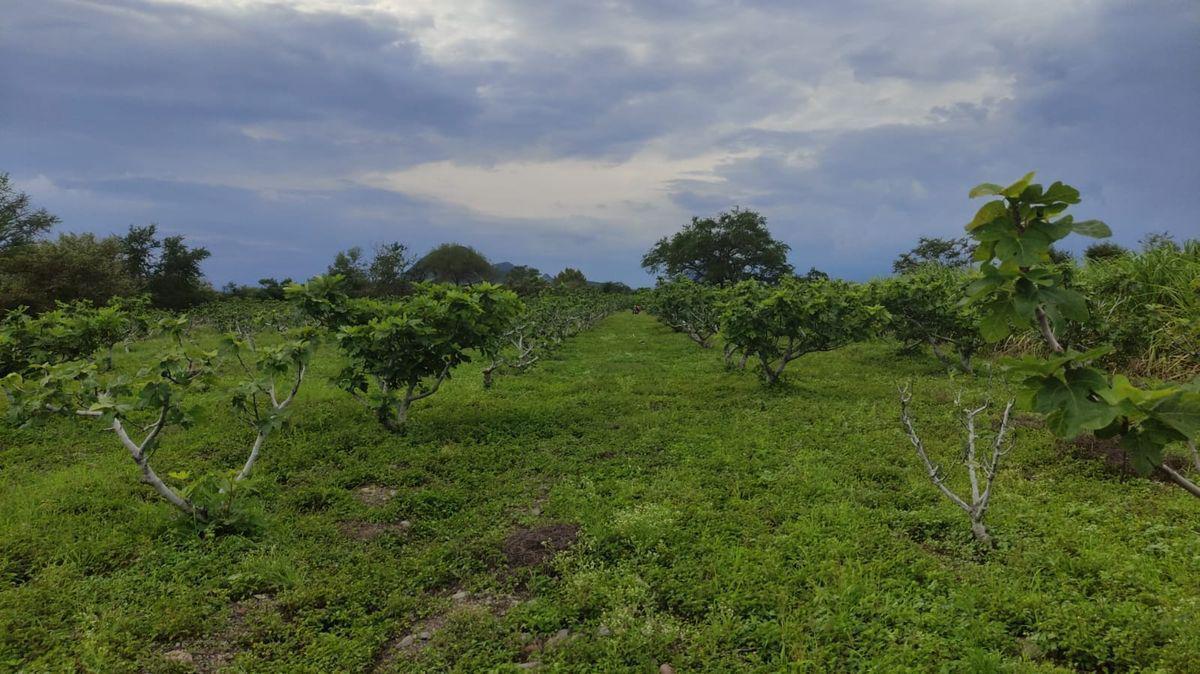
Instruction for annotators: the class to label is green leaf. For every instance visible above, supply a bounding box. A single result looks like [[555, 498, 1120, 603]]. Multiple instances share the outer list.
[[1150, 390, 1200, 439], [966, 200, 1009, 231], [1033, 367, 1120, 437], [1002, 171, 1036, 198], [1041, 286, 1089, 322], [979, 304, 1013, 343], [1041, 181, 1080, 204], [1070, 219, 1112, 238], [969, 183, 1005, 198], [1121, 429, 1165, 476]]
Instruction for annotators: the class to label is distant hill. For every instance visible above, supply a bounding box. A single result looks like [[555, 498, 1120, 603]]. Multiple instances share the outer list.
[[491, 261, 553, 282]]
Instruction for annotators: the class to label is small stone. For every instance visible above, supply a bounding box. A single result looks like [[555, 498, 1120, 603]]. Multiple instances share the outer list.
[[531, 505, 542, 516], [253, 593, 269, 600], [418, 630, 432, 640], [164, 649, 193, 664], [398, 520, 412, 529], [659, 665, 675, 674], [596, 625, 612, 637], [397, 635, 416, 648], [452, 590, 470, 600], [545, 628, 570, 648], [521, 642, 541, 655]]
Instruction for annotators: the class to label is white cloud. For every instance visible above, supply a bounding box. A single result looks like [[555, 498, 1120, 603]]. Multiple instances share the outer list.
[[359, 149, 753, 230]]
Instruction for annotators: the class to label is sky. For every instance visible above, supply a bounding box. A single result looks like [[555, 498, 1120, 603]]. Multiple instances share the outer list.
[[3, 0, 1198, 287]]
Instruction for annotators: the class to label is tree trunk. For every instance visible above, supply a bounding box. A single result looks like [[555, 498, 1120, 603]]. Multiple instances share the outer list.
[[970, 518, 992, 547]]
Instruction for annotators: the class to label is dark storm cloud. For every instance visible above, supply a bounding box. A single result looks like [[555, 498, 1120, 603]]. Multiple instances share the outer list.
[[1, 0, 1197, 286]]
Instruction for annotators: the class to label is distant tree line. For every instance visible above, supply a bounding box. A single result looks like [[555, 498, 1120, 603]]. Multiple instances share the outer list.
[[0, 173, 631, 314], [0, 174, 212, 312]]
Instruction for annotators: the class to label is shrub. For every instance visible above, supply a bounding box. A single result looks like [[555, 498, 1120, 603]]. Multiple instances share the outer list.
[[289, 276, 522, 431], [871, 265, 982, 372], [647, 278, 721, 348], [720, 278, 886, 385], [0, 316, 318, 528]]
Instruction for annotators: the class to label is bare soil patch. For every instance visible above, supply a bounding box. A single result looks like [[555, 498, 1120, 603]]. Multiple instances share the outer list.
[[502, 524, 580, 569], [161, 595, 276, 672], [338, 520, 412, 541]]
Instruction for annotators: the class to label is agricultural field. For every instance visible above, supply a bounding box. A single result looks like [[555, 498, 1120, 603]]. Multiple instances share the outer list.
[[2, 309, 1198, 672]]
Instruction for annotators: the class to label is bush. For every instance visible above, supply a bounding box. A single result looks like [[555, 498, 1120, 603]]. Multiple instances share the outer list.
[[1067, 241, 1199, 380], [720, 278, 886, 385], [290, 276, 523, 431], [647, 278, 721, 348], [870, 265, 982, 372]]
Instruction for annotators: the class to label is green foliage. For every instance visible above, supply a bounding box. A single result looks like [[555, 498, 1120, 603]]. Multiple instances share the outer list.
[[870, 265, 982, 372], [409, 243, 494, 285], [326, 246, 371, 295], [150, 235, 213, 310], [1067, 241, 1200, 380], [553, 267, 588, 290], [1083, 241, 1128, 261], [0, 173, 58, 254], [368, 242, 412, 296], [3, 314, 1197, 671], [290, 276, 522, 431], [186, 297, 311, 334], [501, 265, 549, 296], [0, 297, 147, 375], [642, 207, 792, 284], [482, 289, 629, 387], [964, 173, 1197, 481], [646, 278, 721, 348], [891, 236, 974, 274], [0, 299, 318, 528], [0, 232, 138, 312], [720, 277, 886, 384]]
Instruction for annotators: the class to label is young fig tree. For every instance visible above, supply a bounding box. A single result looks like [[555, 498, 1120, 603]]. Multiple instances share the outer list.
[[964, 172, 1199, 497], [222, 327, 319, 480], [290, 276, 522, 432], [899, 385, 1014, 546], [872, 265, 982, 372], [648, 278, 721, 348], [1, 314, 317, 525], [721, 277, 887, 385]]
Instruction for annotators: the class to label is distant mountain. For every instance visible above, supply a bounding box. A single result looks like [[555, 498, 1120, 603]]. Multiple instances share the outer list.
[[491, 261, 553, 281]]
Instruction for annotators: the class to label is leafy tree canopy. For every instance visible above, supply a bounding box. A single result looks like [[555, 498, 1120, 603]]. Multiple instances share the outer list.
[[0, 173, 58, 254], [504, 265, 548, 296], [409, 243, 493, 285], [553, 267, 588, 290], [892, 236, 974, 274], [0, 233, 136, 312], [1084, 241, 1129, 261], [642, 207, 792, 285]]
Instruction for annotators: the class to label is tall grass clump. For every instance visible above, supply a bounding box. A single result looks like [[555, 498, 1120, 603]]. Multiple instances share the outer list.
[[1068, 240, 1199, 380]]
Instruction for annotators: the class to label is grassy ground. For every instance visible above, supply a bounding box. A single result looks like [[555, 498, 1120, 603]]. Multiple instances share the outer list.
[[1, 312, 1197, 672]]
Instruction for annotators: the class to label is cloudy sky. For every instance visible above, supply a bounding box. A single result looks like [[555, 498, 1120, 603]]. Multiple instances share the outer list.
[[3, 0, 1198, 286]]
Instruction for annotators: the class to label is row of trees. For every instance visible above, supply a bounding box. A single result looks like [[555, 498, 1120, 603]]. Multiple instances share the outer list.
[[0, 174, 213, 312], [1, 173, 629, 314], [646, 180, 1198, 544], [1, 269, 625, 526]]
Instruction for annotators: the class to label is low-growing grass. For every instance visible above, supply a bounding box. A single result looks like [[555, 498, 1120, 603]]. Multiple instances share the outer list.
[[1, 312, 1197, 672]]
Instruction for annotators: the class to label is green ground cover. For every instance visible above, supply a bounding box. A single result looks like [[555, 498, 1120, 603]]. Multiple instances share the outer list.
[[1, 312, 1197, 672]]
